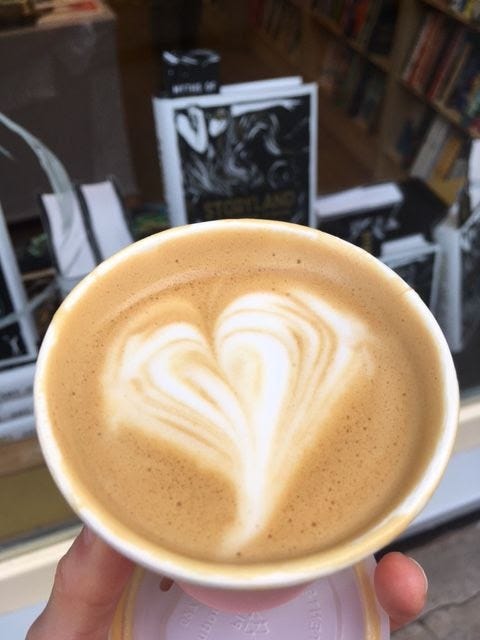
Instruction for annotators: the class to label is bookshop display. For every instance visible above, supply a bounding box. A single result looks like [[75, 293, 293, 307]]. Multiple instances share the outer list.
[[0, 204, 37, 369], [250, 0, 479, 207], [2, 0, 480, 592], [153, 76, 317, 226]]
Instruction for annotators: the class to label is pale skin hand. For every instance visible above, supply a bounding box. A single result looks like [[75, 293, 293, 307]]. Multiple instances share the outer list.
[[27, 528, 428, 640]]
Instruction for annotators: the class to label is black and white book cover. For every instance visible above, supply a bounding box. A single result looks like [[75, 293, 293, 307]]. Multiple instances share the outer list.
[[434, 206, 480, 353], [381, 235, 441, 311], [0, 203, 37, 369], [315, 183, 403, 256], [153, 77, 317, 227], [0, 361, 36, 441]]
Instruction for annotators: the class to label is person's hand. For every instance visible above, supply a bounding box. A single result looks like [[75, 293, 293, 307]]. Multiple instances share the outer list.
[[374, 551, 428, 631], [27, 528, 428, 639], [27, 528, 134, 640]]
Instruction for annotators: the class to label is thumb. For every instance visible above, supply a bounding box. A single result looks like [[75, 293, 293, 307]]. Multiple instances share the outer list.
[[27, 527, 134, 640]]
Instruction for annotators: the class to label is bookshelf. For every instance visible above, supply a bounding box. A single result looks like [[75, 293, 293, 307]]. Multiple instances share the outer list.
[[420, 0, 480, 31], [245, 0, 480, 205]]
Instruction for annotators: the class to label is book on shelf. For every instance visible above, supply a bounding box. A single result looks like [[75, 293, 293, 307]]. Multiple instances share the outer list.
[[357, 0, 384, 47], [402, 11, 480, 130], [334, 53, 363, 108], [427, 26, 466, 100], [411, 118, 469, 204], [410, 115, 451, 179], [428, 135, 469, 205], [342, 0, 370, 39], [366, 0, 398, 56], [402, 12, 439, 84], [447, 0, 480, 21], [153, 76, 318, 227], [255, 0, 302, 55], [403, 12, 452, 93], [439, 41, 474, 107], [446, 44, 480, 122], [311, 0, 397, 54], [352, 68, 386, 132], [317, 40, 352, 98], [393, 104, 432, 167]]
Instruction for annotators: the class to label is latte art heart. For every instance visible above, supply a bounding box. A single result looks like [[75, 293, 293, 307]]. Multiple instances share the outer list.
[[102, 290, 372, 553]]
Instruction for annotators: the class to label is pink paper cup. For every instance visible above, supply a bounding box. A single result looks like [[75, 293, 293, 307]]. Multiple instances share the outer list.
[[176, 580, 311, 612], [109, 557, 390, 639]]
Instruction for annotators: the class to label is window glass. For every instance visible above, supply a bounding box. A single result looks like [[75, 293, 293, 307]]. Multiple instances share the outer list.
[[1, 0, 479, 551]]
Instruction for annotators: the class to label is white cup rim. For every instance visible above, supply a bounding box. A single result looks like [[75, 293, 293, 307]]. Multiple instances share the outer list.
[[35, 219, 459, 589]]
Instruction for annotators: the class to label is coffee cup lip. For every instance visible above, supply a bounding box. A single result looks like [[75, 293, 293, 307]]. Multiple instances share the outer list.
[[34, 219, 459, 589]]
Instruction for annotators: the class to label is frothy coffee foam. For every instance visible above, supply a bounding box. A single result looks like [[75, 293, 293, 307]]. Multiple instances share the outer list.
[[44, 222, 444, 563], [103, 290, 371, 553]]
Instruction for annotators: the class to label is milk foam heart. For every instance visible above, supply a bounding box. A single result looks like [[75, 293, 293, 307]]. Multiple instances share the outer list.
[[102, 289, 372, 553]]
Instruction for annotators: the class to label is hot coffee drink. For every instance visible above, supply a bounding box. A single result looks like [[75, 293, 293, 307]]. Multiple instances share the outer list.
[[37, 220, 447, 566]]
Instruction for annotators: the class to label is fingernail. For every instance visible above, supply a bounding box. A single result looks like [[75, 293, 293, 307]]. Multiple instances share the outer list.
[[408, 556, 428, 593]]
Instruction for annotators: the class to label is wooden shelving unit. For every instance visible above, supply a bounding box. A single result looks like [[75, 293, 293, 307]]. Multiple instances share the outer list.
[[420, 0, 480, 31], [246, 0, 479, 202], [309, 10, 391, 74]]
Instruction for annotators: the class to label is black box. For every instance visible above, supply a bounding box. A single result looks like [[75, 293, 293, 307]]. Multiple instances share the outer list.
[[163, 49, 220, 98]]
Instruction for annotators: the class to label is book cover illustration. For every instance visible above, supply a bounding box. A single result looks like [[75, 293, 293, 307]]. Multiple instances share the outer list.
[[154, 81, 317, 226], [318, 207, 401, 256], [0, 203, 37, 368], [383, 249, 440, 310], [0, 267, 30, 364]]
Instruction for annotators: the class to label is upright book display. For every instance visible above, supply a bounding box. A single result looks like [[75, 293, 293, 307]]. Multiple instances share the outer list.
[[153, 77, 318, 227], [434, 141, 480, 352], [0, 203, 37, 370], [435, 206, 480, 352]]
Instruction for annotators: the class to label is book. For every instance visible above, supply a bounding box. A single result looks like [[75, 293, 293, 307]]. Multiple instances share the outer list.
[[440, 42, 474, 106], [367, 0, 398, 56], [0, 203, 38, 369], [463, 76, 480, 125], [446, 45, 480, 116], [410, 17, 450, 92], [408, 13, 451, 92], [318, 40, 351, 98], [402, 13, 438, 84], [428, 133, 466, 206], [427, 27, 466, 100], [315, 178, 446, 257], [258, 0, 302, 56], [380, 235, 441, 311], [0, 362, 35, 441], [354, 69, 385, 131], [435, 205, 480, 352], [410, 116, 451, 179], [345, 0, 370, 39], [429, 131, 465, 181], [315, 182, 403, 217], [153, 77, 318, 227], [357, 0, 383, 48], [394, 105, 431, 168], [335, 54, 364, 110]]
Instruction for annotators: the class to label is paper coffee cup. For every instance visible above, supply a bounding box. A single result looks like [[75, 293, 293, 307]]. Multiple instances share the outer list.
[[35, 220, 459, 596], [110, 556, 389, 640]]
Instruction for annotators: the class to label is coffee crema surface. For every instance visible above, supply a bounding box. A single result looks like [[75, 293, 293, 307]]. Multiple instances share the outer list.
[[44, 222, 443, 563]]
